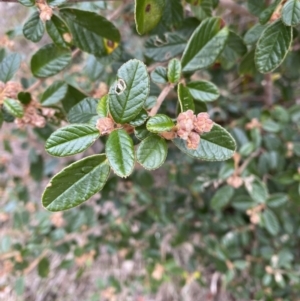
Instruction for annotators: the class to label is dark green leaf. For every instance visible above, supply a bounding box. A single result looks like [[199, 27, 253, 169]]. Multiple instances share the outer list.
[[267, 193, 288, 208], [61, 84, 87, 113], [45, 124, 100, 157], [23, 12, 45, 43], [239, 49, 256, 75], [129, 109, 149, 127], [42, 154, 110, 211], [105, 129, 135, 178], [181, 17, 229, 72], [186, 80, 219, 102], [46, 14, 70, 48], [211, 185, 234, 210], [0, 53, 21, 83], [137, 135, 167, 170], [245, 177, 268, 203], [38, 257, 50, 278], [173, 124, 236, 161], [145, 33, 187, 62], [244, 24, 267, 45], [162, 0, 183, 28], [151, 66, 168, 84], [109, 59, 149, 123], [135, 124, 151, 140], [255, 20, 292, 73], [263, 209, 280, 236], [67, 98, 98, 124], [282, 0, 300, 26], [40, 80, 68, 106], [60, 8, 120, 56], [178, 83, 195, 112], [247, 0, 266, 17], [259, 0, 281, 24], [31, 44, 71, 77], [18, 92, 31, 105]]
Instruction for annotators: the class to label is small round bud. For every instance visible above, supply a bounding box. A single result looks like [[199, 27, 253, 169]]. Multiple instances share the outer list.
[[96, 117, 115, 135]]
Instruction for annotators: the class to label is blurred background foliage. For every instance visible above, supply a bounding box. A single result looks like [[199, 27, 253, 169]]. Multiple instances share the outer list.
[[0, 0, 300, 300]]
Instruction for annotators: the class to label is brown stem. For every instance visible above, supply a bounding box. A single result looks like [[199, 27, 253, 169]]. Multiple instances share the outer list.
[[263, 73, 273, 106], [218, 0, 252, 16], [149, 84, 173, 117]]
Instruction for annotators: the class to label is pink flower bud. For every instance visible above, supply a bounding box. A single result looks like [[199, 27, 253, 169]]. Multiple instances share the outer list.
[[176, 109, 195, 140], [4, 81, 21, 99], [186, 132, 200, 150], [193, 112, 213, 134], [96, 117, 114, 135]]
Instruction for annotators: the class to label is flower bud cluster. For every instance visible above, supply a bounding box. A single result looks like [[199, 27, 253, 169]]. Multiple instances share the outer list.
[[176, 110, 213, 150], [15, 100, 47, 128], [37, 1, 53, 22], [0, 81, 21, 102]]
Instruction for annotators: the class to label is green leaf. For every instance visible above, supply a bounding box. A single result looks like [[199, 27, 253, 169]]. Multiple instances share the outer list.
[[105, 129, 135, 178], [247, 0, 266, 17], [151, 66, 168, 84], [244, 24, 267, 45], [181, 17, 229, 72], [0, 111, 3, 129], [134, 124, 151, 140], [282, 0, 300, 26], [255, 20, 292, 73], [263, 209, 280, 236], [67, 98, 98, 124], [167, 58, 181, 83], [45, 124, 100, 157], [178, 83, 195, 112], [18, 0, 35, 7], [0, 53, 21, 83], [161, 0, 183, 28], [259, 0, 281, 24], [211, 185, 234, 210], [46, 14, 70, 48], [42, 154, 110, 211], [97, 95, 108, 118], [18, 92, 31, 105], [38, 257, 50, 278], [23, 12, 45, 43], [245, 177, 268, 203], [31, 43, 71, 77], [135, 0, 165, 34], [109, 59, 149, 124], [40, 80, 68, 106], [144, 96, 157, 110], [239, 49, 256, 75], [147, 114, 175, 133], [61, 84, 87, 113], [145, 32, 187, 62], [137, 135, 167, 170], [267, 193, 288, 208], [84, 55, 105, 81], [60, 8, 120, 56], [173, 124, 236, 161], [129, 109, 149, 127], [3, 98, 24, 118], [220, 31, 247, 69], [186, 80, 219, 102]]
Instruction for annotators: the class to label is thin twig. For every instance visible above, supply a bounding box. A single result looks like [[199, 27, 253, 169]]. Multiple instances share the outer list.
[[263, 73, 273, 106], [149, 84, 173, 117]]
